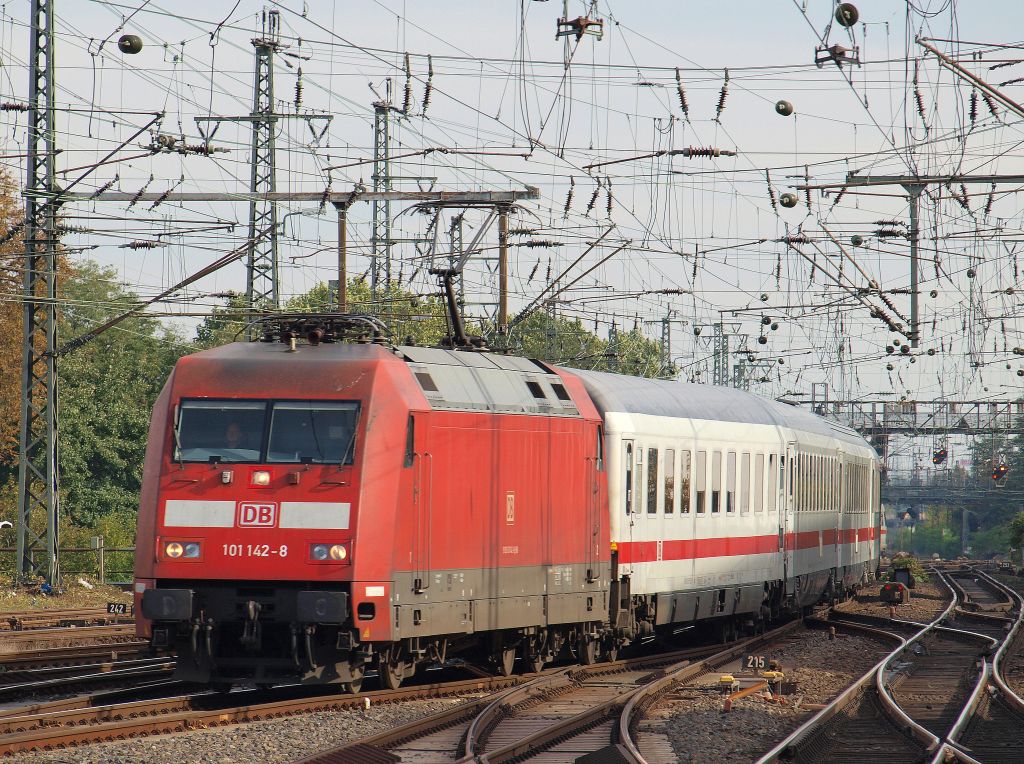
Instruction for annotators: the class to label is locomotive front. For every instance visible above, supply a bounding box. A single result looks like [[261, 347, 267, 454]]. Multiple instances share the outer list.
[[133, 339, 413, 689]]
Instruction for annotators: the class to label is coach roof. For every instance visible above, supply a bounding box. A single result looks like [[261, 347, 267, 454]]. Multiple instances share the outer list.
[[567, 367, 869, 449]]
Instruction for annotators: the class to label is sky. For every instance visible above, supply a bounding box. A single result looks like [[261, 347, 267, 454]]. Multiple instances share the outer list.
[[2, 0, 1024, 474]]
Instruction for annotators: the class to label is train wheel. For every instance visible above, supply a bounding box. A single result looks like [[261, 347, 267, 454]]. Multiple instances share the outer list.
[[603, 638, 619, 663], [343, 663, 364, 694], [380, 654, 407, 691], [523, 637, 545, 674], [497, 645, 517, 676], [578, 636, 597, 665]]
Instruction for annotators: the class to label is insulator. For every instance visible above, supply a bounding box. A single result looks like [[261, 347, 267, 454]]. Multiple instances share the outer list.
[[294, 67, 303, 108], [804, 167, 812, 211], [509, 228, 535, 236], [835, 3, 859, 27], [761, 316, 771, 325], [545, 258, 552, 282], [984, 183, 996, 216], [117, 34, 143, 55], [982, 91, 1000, 118], [968, 89, 978, 125], [89, 175, 118, 200], [121, 240, 160, 250], [960, 183, 970, 209], [0, 102, 28, 111], [783, 234, 809, 244], [606, 176, 613, 216], [850, 234, 864, 247], [521, 240, 561, 248], [128, 174, 154, 210], [681, 146, 734, 158], [875, 228, 904, 238], [779, 192, 798, 208], [675, 68, 689, 118], [758, 335, 768, 345], [775, 100, 794, 116], [528, 260, 539, 281], [967, 268, 976, 278], [319, 180, 332, 214], [765, 170, 778, 212], [714, 69, 729, 122], [402, 52, 412, 115], [914, 87, 927, 124], [585, 178, 601, 216], [563, 176, 575, 218], [422, 55, 434, 114]]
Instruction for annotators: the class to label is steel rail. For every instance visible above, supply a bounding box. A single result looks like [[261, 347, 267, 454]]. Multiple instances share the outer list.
[[754, 569, 960, 764], [0, 674, 530, 755], [935, 567, 1024, 764]]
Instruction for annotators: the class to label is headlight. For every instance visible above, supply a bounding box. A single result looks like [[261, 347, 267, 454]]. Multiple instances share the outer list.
[[250, 470, 271, 487], [310, 543, 348, 562], [164, 541, 200, 559]]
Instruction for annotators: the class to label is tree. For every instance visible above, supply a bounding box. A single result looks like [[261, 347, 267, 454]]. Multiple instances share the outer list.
[[0, 168, 24, 469], [55, 262, 187, 525]]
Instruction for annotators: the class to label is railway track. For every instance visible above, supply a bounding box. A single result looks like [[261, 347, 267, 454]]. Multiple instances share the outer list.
[[0, 607, 132, 631], [0, 622, 135, 647], [0, 668, 534, 756], [755, 567, 1024, 764], [290, 620, 806, 764]]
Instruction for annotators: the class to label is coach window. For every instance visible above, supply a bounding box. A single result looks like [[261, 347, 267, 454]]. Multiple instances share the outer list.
[[740, 452, 751, 514], [664, 449, 675, 514], [711, 451, 722, 513], [754, 453, 764, 512], [647, 448, 659, 515], [681, 451, 692, 513], [624, 442, 634, 514], [726, 451, 737, 513], [696, 451, 707, 513], [767, 454, 777, 512], [176, 400, 267, 463], [267, 401, 360, 464]]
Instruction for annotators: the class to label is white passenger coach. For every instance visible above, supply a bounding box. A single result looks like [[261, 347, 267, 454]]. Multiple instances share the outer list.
[[572, 371, 881, 636]]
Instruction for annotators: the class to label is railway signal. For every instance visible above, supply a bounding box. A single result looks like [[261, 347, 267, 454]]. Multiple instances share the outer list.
[[932, 448, 947, 465], [993, 463, 1010, 482]]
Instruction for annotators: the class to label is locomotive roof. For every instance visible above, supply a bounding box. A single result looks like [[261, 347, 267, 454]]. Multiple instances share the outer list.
[[566, 367, 871, 451]]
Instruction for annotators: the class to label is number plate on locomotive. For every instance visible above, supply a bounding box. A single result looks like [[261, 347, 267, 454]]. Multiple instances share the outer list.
[[106, 602, 129, 615]]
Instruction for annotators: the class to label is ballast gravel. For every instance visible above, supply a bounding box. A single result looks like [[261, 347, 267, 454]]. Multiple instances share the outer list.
[[7, 695, 479, 764], [641, 628, 892, 763], [836, 574, 950, 623]]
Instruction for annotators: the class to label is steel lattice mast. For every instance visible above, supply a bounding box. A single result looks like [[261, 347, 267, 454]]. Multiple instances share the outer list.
[[16, 0, 59, 583], [371, 101, 393, 296], [246, 10, 282, 322]]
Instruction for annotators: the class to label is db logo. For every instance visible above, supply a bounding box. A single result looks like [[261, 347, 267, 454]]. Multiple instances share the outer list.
[[237, 502, 278, 527]]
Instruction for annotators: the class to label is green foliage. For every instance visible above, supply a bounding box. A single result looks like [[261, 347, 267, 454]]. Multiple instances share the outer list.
[[55, 262, 187, 526], [889, 554, 931, 583], [508, 312, 668, 378]]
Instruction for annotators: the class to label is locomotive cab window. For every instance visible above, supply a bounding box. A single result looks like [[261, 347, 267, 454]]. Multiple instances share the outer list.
[[175, 400, 267, 463], [267, 402, 360, 464]]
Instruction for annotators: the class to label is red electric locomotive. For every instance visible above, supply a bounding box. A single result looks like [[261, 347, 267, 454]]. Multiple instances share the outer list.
[[134, 316, 610, 690]]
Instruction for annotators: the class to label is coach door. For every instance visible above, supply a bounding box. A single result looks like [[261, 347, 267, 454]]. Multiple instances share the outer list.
[[410, 412, 432, 593], [782, 442, 796, 593]]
